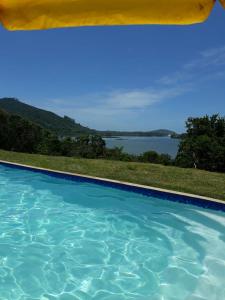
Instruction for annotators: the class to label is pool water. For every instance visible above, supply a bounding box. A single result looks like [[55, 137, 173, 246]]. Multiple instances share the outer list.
[[0, 165, 225, 300]]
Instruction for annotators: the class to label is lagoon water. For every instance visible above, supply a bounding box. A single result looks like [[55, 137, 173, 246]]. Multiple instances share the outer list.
[[104, 136, 180, 158]]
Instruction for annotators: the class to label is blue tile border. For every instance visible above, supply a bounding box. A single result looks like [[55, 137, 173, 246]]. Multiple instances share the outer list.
[[0, 160, 225, 213]]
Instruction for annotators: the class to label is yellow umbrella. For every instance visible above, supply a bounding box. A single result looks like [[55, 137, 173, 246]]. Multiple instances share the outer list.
[[0, 0, 224, 31], [220, 0, 225, 7]]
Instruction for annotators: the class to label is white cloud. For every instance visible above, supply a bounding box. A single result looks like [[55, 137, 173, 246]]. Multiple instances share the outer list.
[[105, 90, 156, 109], [42, 45, 225, 130], [159, 45, 225, 86], [201, 45, 225, 58], [45, 86, 188, 116], [93, 87, 187, 111], [42, 85, 189, 130]]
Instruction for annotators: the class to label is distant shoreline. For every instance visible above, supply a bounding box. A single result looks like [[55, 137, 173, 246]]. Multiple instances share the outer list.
[[103, 135, 181, 139]]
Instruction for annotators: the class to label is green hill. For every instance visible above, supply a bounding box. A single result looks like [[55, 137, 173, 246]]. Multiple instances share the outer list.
[[0, 98, 95, 137], [0, 98, 176, 137]]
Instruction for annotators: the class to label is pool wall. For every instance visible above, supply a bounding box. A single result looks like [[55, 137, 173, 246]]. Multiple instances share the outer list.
[[0, 160, 224, 212]]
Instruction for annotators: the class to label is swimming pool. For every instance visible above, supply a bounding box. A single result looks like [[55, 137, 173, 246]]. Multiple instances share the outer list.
[[0, 163, 225, 300]]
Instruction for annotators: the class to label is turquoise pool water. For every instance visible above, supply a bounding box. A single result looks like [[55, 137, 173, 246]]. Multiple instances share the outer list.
[[0, 165, 225, 300]]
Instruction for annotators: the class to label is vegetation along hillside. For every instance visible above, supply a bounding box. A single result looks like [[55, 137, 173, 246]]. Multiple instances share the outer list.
[[0, 107, 74, 155], [0, 107, 107, 157], [0, 98, 96, 137]]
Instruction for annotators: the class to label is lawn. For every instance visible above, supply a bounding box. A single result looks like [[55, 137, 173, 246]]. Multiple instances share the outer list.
[[0, 149, 224, 201]]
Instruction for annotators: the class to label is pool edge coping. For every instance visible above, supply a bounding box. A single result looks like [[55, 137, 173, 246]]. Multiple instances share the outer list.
[[0, 159, 224, 206]]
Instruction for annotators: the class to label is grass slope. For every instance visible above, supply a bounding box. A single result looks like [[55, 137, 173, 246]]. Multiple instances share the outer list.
[[0, 150, 224, 201]]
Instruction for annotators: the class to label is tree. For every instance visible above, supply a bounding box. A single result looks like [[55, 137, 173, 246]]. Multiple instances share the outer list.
[[140, 151, 160, 163], [106, 146, 138, 161], [60, 137, 76, 156], [73, 135, 106, 158], [0, 109, 47, 153], [175, 115, 225, 172], [158, 153, 173, 166]]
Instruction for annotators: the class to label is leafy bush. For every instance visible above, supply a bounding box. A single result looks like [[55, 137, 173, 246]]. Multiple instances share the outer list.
[[140, 150, 173, 165], [0, 109, 47, 153], [175, 115, 225, 172], [158, 153, 173, 166], [140, 151, 160, 163], [105, 146, 138, 162], [73, 135, 106, 158]]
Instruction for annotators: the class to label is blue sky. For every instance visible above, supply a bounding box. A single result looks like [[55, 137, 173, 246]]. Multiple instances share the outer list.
[[0, 3, 225, 132]]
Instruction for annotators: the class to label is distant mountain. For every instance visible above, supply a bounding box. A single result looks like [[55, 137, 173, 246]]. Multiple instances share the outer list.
[[0, 98, 177, 137], [101, 129, 176, 137], [0, 98, 96, 137]]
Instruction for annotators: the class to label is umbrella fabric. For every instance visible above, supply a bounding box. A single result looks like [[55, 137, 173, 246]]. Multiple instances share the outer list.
[[0, 0, 217, 31], [220, 0, 225, 8]]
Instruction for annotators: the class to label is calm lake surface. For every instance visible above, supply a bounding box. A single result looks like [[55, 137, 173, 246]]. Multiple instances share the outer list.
[[104, 136, 180, 158]]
